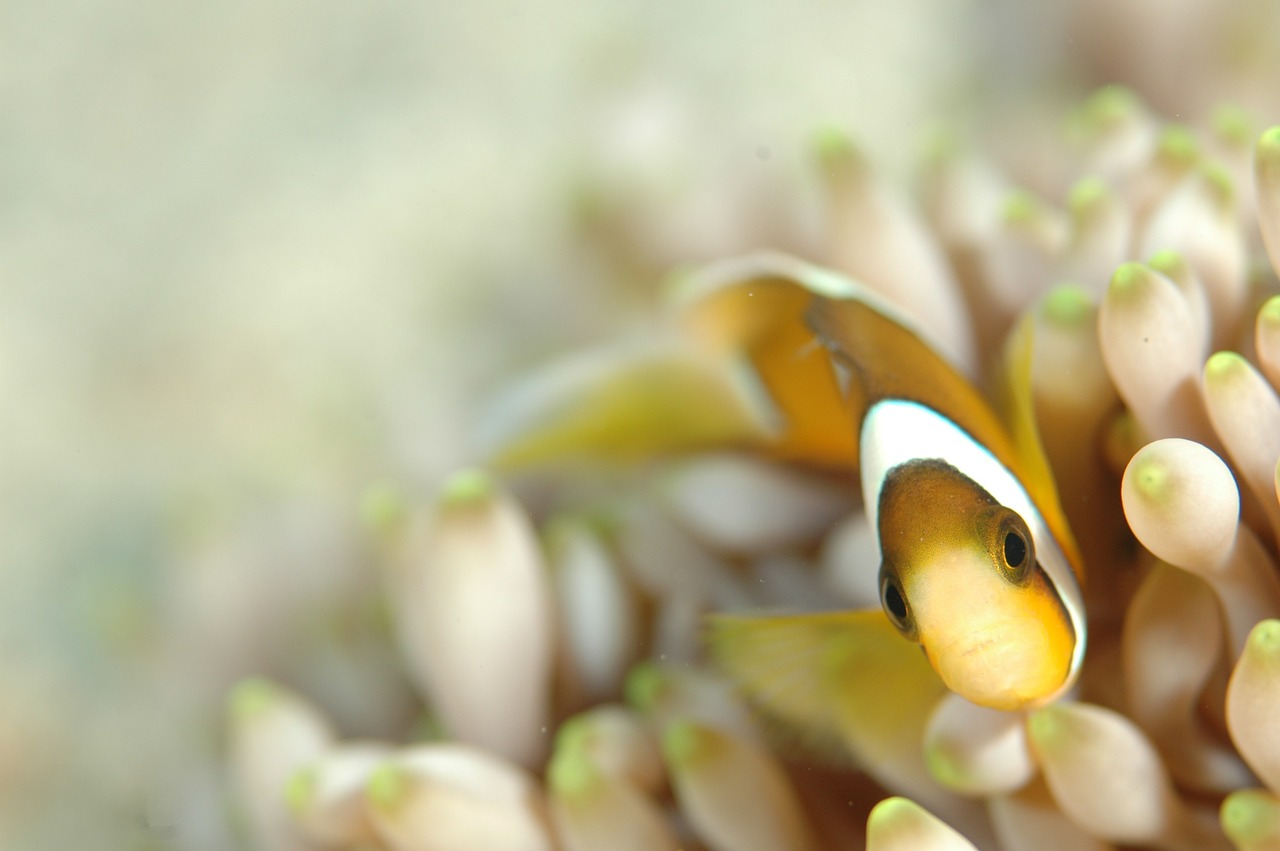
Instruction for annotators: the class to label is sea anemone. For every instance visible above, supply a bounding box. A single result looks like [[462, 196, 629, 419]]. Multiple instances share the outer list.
[[227, 88, 1280, 850]]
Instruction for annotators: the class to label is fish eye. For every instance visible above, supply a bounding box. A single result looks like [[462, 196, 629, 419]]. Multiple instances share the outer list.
[[1004, 530, 1026, 568], [878, 565, 917, 640], [995, 513, 1035, 585]]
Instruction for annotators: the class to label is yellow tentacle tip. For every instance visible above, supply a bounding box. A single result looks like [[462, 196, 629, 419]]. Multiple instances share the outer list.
[[1258, 295, 1280, 328], [440, 468, 495, 507], [1108, 262, 1149, 297], [227, 677, 280, 721], [1025, 704, 1068, 749], [661, 721, 710, 768], [1204, 350, 1248, 386], [1221, 789, 1280, 848], [624, 662, 667, 712], [1245, 619, 1280, 666], [547, 747, 597, 798], [1126, 452, 1171, 504], [1041, 284, 1093, 329], [366, 763, 410, 813], [1257, 128, 1280, 187], [867, 796, 978, 849]]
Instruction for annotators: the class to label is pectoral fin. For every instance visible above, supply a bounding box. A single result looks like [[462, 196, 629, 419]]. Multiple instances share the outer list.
[[707, 609, 946, 771]]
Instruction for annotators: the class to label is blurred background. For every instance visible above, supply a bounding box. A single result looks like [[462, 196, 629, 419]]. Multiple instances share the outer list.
[[4, 0, 1279, 847]]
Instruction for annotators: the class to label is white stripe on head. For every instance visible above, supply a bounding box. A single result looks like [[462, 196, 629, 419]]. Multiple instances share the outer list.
[[860, 398, 1087, 679]]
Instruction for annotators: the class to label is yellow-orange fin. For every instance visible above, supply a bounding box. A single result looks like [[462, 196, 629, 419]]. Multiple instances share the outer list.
[[707, 608, 944, 764], [996, 313, 1085, 581], [806, 295, 1024, 474], [674, 253, 866, 470]]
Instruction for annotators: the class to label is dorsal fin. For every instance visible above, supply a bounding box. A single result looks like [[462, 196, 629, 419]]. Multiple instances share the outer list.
[[807, 295, 1021, 471], [808, 295, 1083, 582]]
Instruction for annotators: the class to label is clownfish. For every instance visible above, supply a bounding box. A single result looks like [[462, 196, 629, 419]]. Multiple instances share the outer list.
[[689, 254, 1087, 714]]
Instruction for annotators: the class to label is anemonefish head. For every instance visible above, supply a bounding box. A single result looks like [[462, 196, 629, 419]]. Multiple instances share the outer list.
[[876, 458, 1078, 711]]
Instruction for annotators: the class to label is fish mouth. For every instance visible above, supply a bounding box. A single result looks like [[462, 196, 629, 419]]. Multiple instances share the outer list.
[[955, 635, 999, 660], [908, 553, 1077, 711], [926, 624, 1063, 711]]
